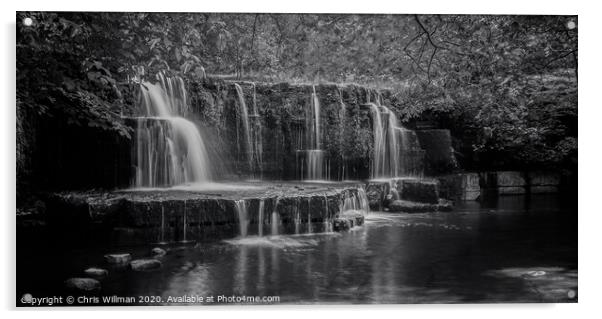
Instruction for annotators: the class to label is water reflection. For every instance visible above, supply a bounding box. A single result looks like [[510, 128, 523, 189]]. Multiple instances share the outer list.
[[18, 194, 577, 304]]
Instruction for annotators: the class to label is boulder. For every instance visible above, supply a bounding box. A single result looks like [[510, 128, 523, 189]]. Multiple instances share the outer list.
[[151, 247, 167, 258], [83, 267, 108, 278], [397, 179, 439, 204], [64, 278, 101, 292], [130, 259, 162, 271], [365, 182, 387, 210], [104, 253, 131, 264], [333, 211, 365, 231]]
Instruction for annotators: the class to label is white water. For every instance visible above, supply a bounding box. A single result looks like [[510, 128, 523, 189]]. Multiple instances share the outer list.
[[134, 73, 212, 187], [233, 84, 254, 173], [271, 197, 280, 236], [299, 86, 326, 180], [368, 90, 423, 178], [235, 200, 249, 237], [340, 188, 370, 214], [258, 199, 265, 237]]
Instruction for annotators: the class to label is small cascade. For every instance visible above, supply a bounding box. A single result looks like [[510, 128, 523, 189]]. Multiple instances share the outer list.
[[306, 150, 324, 180], [181, 200, 188, 243], [235, 200, 249, 237], [308, 85, 321, 150], [233, 84, 253, 173], [271, 197, 280, 236], [258, 199, 265, 237], [323, 195, 333, 232], [340, 188, 370, 214], [251, 83, 263, 178], [133, 73, 212, 187], [298, 86, 327, 180], [293, 198, 301, 235], [337, 87, 348, 181], [159, 203, 166, 244], [367, 89, 424, 178], [307, 197, 313, 233]]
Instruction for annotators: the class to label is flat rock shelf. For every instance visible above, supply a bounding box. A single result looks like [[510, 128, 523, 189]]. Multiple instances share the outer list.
[[45, 181, 371, 245]]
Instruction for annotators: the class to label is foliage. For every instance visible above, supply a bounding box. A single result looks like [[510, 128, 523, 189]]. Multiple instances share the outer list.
[[16, 12, 577, 170]]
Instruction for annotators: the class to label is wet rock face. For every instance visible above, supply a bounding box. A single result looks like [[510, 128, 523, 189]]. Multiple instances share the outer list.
[[151, 247, 167, 258], [46, 182, 371, 244], [437, 173, 481, 201], [365, 182, 387, 210], [388, 199, 453, 213], [64, 278, 101, 292], [414, 129, 458, 175], [104, 254, 132, 265], [130, 259, 162, 271], [396, 179, 440, 204], [333, 211, 365, 231]]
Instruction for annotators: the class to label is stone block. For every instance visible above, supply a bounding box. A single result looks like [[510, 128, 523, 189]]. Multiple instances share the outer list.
[[498, 186, 527, 195], [530, 186, 559, 194], [496, 171, 526, 187], [397, 178, 439, 204], [529, 172, 561, 186]]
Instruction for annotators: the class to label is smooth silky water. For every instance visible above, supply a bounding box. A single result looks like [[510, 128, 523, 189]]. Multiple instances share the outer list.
[[17, 194, 577, 304]]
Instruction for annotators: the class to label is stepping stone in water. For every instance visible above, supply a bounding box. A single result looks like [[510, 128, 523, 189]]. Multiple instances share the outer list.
[[151, 247, 167, 258], [84, 267, 109, 279], [64, 278, 101, 292], [104, 253, 131, 264], [130, 259, 162, 271]]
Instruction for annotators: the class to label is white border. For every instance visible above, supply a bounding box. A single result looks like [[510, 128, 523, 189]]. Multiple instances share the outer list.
[[2, 0, 599, 318]]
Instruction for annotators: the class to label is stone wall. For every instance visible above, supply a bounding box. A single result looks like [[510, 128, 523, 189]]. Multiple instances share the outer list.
[[437, 171, 564, 201]]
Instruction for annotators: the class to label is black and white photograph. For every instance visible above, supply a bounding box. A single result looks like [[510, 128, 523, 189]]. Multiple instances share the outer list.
[[7, 2, 588, 312]]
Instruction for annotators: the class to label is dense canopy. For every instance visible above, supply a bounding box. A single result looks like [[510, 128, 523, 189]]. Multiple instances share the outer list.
[[16, 12, 577, 173]]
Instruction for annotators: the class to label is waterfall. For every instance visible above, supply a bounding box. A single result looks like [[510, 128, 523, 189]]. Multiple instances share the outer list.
[[258, 199, 265, 237], [251, 83, 263, 178], [368, 90, 423, 178], [133, 73, 212, 187], [306, 150, 324, 180], [181, 200, 188, 243], [307, 197, 313, 233], [368, 102, 405, 179], [159, 203, 166, 244], [323, 195, 332, 232], [294, 198, 301, 234], [299, 86, 326, 180], [338, 87, 348, 181], [233, 84, 254, 173], [235, 200, 249, 237], [271, 197, 280, 236], [340, 188, 370, 214]]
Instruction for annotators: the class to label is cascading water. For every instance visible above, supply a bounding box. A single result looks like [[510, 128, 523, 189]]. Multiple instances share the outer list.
[[235, 200, 249, 237], [271, 197, 280, 236], [369, 102, 400, 178], [368, 90, 423, 179], [251, 83, 263, 178], [257, 199, 265, 237], [337, 87, 349, 181], [233, 84, 254, 173], [133, 73, 212, 187], [340, 188, 370, 214], [298, 86, 326, 180]]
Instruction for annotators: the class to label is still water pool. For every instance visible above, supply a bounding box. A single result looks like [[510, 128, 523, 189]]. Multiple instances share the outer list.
[[18, 194, 577, 305]]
